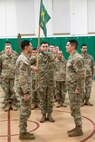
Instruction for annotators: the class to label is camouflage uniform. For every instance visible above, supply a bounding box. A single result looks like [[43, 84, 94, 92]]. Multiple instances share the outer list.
[[52, 53, 58, 101], [0, 50, 18, 109], [31, 70, 40, 109], [38, 51, 55, 122], [16, 52, 32, 134], [55, 57, 66, 107], [66, 51, 85, 127], [81, 54, 94, 104]]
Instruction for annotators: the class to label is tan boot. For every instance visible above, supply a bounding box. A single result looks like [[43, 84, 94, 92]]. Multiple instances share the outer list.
[[67, 126, 77, 133], [3, 105, 10, 111], [19, 132, 35, 140], [56, 102, 61, 108], [61, 102, 67, 107], [31, 104, 36, 110], [11, 105, 17, 111], [84, 101, 93, 106], [68, 126, 83, 137], [40, 114, 46, 123], [47, 113, 55, 122], [36, 103, 40, 109]]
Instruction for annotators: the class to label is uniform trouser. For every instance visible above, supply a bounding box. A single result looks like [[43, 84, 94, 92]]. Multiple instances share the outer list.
[[68, 84, 82, 127], [55, 81, 66, 104], [1, 78, 17, 106], [19, 95, 31, 133], [32, 80, 40, 104], [83, 77, 92, 101], [39, 86, 54, 114]]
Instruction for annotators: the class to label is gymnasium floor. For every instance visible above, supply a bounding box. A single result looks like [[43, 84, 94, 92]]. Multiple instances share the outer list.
[[0, 81, 95, 142]]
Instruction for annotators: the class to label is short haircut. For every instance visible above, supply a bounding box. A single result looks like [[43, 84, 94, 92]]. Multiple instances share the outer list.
[[40, 41, 48, 46], [21, 40, 30, 50], [69, 40, 78, 49], [5, 41, 12, 47], [81, 44, 87, 48], [5, 41, 11, 44], [33, 48, 37, 50]]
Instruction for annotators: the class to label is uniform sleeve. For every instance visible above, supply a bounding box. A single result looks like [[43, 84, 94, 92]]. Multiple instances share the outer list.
[[73, 57, 85, 89], [0, 54, 2, 77], [91, 57, 94, 77], [19, 61, 30, 94]]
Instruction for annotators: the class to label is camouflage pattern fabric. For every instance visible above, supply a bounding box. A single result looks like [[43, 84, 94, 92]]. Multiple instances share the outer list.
[[16, 52, 32, 133], [55, 58, 66, 104], [38, 51, 55, 114], [0, 51, 18, 106], [81, 54, 94, 101], [66, 51, 85, 126], [31, 72, 40, 105]]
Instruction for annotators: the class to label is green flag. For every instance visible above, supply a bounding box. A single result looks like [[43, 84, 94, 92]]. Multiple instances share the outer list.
[[39, 0, 51, 37]]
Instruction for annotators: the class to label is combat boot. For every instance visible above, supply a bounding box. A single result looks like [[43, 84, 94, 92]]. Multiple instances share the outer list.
[[36, 103, 41, 109], [11, 105, 17, 111], [47, 113, 55, 122], [19, 132, 35, 140], [36, 103, 40, 109], [84, 100, 93, 106], [56, 102, 61, 108], [31, 104, 36, 110], [40, 114, 46, 123], [56, 104, 61, 108], [3, 105, 10, 111], [60, 102, 67, 107], [68, 126, 83, 137], [67, 126, 77, 133]]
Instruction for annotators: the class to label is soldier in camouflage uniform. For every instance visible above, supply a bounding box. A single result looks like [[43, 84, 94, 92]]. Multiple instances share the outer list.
[[38, 42, 55, 123], [0, 41, 18, 111], [16, 40, 37, 140], [55, 51, 67, 107], [49, 45, 59, 102], [81, 44, 94, 106], [66, 40, 85, 137], [31, 48, 40, 109]]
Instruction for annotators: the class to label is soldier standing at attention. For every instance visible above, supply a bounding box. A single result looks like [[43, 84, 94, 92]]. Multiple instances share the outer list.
[[16, 40, 37, 140], [38, 41, 55, 123], [0, 41, 18, 111], [66, 40, 85, 137], [55, 50, 67, 107], [31, 48, 40, 109], [81, 44, 94, 106]]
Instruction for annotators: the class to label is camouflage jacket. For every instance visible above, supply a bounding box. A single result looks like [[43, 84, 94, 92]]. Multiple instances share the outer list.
[[81, 54, 94, 77], [38, 51, 55, 86], [55, 58, 66, 81], [66, 51, 85, 89], [15, 52, 32, 95], [0, 50, 18, 79]]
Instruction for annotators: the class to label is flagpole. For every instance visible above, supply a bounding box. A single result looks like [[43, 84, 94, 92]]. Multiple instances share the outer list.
[[35, 0, 42, 88], [37, 25, 40, 66]]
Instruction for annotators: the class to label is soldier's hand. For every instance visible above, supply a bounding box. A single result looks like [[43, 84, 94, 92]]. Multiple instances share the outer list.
[[23, 94, 30, 101], [0, 78, 1, 84], [31, 66, 38, 72], [75, 87, 80, 95]]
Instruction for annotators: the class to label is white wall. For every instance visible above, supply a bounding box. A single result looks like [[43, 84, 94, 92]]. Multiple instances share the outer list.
[[0, 0, 94, 37], [0, 0, 35, 37], [87, 0, 95, 33], [53, 0, 70, 34], [0, 0, 6, 36], [70, 0, 87, 35]]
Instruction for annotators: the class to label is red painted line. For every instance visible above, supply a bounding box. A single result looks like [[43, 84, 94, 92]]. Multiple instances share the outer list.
[[80, 115, 95, 142], [54, 110, 95, 142], [0, 119, 40, 137], [8, 111, 11, 142]]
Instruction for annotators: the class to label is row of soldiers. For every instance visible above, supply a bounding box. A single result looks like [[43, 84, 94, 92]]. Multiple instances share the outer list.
[[0, 40, 94, 140]]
